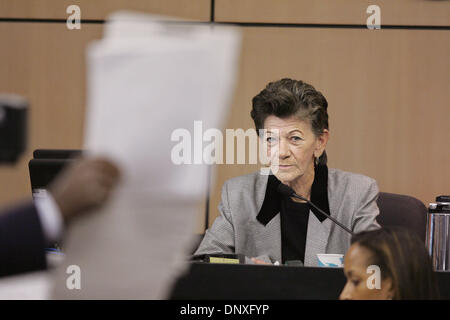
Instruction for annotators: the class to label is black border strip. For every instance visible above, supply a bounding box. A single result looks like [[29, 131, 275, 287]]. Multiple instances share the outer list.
[[0, 17, 448, 30], [0, 18, 104, 24], [210, 0, 215, 23], [216, 21, 450, 30]]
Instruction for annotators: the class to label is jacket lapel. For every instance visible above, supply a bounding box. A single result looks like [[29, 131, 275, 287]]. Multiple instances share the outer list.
[[253, 173, 282, 263], [253, 214, 282, 263], [304, 211, 332, 266]]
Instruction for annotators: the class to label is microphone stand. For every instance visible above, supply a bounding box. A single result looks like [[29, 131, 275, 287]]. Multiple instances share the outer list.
[[278, 184, 355, 236]]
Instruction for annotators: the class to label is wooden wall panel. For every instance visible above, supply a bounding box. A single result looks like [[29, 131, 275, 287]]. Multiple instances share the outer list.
[[0, 22, 103, 208], [0, 20, 209, 232], [0, 2, 448, 235], [215, 0, 450, 26], [0, 0, 210, 21], [207, 27, 450, 228]]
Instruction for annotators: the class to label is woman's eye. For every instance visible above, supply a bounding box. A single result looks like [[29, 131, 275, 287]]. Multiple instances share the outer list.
[[266, 137, 277, 143], [351, 279, 360, 286], [291, 136, 303, 142]]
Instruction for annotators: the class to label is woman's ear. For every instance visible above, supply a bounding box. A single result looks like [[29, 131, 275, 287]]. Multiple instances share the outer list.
[[314, 129, 329, 158], [381, 278, 395, 300]]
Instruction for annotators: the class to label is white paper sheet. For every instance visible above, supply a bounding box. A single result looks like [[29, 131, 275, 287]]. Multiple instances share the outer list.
[[0, 271, 50, 300], [51, 12, 241, 299]]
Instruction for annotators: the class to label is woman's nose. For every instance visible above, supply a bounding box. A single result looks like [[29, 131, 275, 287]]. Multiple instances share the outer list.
[[339, 282, 353, 300], [278, 139, 290, 159]]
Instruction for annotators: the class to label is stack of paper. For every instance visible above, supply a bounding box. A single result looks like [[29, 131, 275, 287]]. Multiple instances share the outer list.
[[52, 12, 241, 299]]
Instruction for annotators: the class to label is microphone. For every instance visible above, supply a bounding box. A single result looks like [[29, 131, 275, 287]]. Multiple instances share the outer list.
[[277, 183, 355, 236]]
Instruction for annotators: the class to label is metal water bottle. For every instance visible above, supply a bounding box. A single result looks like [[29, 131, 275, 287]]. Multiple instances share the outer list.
[[426, 196, 450, 271]]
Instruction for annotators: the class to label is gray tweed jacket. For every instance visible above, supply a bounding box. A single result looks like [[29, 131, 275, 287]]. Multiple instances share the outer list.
[[194, 167, 381, 266]]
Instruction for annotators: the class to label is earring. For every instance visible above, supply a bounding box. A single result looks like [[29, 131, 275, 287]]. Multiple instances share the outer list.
[[314, 156, 319, 166]]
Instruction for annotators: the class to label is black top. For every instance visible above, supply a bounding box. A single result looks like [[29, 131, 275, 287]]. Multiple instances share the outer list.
[[280, 198, 310, 264], [256, 164, 331, 264]]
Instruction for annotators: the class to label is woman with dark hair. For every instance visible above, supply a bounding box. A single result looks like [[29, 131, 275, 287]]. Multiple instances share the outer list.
[[195, 78, 381, 266], [340, 227, 439, 300]]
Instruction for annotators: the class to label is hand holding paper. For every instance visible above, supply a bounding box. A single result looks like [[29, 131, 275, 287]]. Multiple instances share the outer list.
[[52, 12, 241, 299]]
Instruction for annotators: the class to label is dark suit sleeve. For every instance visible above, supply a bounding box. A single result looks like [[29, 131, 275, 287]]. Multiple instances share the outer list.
[[0, 201, 47, 277]]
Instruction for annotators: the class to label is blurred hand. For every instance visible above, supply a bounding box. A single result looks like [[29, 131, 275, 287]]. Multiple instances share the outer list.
[[49, 157, 121, 224]]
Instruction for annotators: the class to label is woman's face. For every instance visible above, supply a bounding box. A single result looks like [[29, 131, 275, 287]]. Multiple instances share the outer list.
[[340, 244, 394, 300], [263, 115, 328, 185]]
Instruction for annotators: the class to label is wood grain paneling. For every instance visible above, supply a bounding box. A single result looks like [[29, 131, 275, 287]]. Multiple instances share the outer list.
[[0, 0, 210, 21], [206, 27, 450, 228], [0, 22, 102, 208], [0, 20, 209, 233], [215, 0, 450, 26], [0, 8, 448, 236]]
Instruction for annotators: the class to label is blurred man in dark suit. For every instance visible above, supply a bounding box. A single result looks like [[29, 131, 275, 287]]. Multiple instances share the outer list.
[[0, 157, 120, 277]]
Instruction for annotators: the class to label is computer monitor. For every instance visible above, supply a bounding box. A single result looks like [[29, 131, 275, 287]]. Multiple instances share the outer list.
[[28, 149, 82, 252], [28, 158, 74, 195], [32, 149, 82, 160], [29, 149, 82, 195]]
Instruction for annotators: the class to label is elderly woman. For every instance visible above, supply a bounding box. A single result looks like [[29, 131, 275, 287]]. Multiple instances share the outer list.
[[195, 78, 380, 266]]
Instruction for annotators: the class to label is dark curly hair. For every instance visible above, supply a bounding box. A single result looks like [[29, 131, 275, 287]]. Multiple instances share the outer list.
[[250, 78, 329, 165]]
